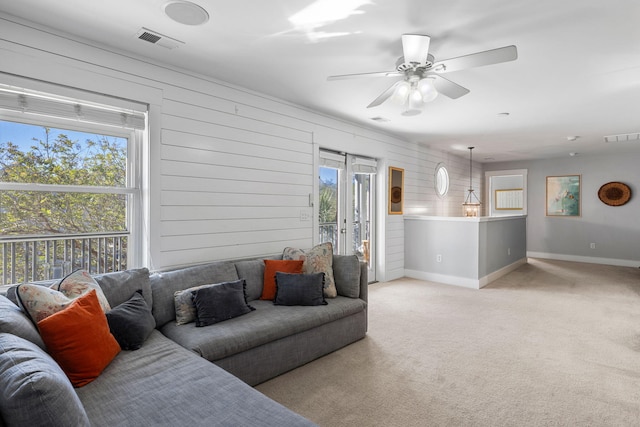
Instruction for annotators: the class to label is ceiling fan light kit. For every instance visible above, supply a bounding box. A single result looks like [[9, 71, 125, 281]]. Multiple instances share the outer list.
[[328, 34, 517, 115]]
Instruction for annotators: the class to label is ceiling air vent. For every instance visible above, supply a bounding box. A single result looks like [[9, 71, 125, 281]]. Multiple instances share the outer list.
[[135, 28, 184, 49], [604, 132, 640, 143]]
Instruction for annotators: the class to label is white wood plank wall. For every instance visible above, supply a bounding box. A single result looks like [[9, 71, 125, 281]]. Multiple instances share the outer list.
[[0, 14, 483, 279]]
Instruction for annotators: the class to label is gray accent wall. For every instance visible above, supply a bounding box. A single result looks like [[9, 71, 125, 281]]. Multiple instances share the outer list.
[[485, 152, 640, 266], [405, 216, 527, 288]]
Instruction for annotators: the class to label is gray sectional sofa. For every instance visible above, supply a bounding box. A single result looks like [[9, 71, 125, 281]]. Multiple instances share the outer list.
[[0, 254, 368, 426]]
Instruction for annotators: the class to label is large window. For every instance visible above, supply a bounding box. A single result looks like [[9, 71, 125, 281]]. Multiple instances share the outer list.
[[0, 83, 146, 285]]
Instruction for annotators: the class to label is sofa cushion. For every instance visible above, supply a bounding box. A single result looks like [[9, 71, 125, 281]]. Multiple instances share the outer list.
[[94, 267, 152, 308], [0, 332, 91, 427], [38, 290, 120, 387], [106, 290, 156, 350], [150, 261, 239, 328], [234, 259, 265, 301], [262, 259, 304, 300], [332, 255, 362, 298], [274, 272, 327, 306], [161, 296, 366, 362], [73, 330, 315, 426], [0, 295, 46, 350], [283, 242, 337, 298], [16, 273, 110, 324], [192, 280, 255, 327]]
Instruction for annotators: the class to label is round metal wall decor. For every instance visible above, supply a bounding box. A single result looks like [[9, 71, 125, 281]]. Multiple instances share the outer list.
[[597, 181, 631, 206]]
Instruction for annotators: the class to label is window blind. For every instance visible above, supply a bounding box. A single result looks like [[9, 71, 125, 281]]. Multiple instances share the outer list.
[[351, 156, 377, 174], [0, 85, 146, 130], [319, 150, 346, 170]]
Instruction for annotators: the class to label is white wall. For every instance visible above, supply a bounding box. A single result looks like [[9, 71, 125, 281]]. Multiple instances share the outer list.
[[0, 14, 479, 281]]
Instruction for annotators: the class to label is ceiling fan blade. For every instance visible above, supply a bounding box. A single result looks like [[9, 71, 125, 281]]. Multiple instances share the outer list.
[[402, 34, 431, 65], [367, 81, 402, 108], [431, 75, 470, 99], [432, 45, 517, 73], [327, 71, 403, 81]]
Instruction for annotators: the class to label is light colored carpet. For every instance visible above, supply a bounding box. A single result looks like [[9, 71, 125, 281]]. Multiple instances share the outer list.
[[256, 258, 640, 426]]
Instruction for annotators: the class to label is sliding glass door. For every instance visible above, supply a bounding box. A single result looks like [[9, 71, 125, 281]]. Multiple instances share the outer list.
[[319, 151, 377, 281]]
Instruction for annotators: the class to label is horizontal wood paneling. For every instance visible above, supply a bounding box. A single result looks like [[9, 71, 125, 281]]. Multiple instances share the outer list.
[[1, 16, 491, 278]]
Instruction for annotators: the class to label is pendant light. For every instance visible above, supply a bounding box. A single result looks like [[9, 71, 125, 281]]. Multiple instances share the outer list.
[[462, 146, 481, 217]]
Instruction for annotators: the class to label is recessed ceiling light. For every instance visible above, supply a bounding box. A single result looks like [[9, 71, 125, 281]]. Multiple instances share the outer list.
[[566, 136, 579, 141], [164, 1, 209, 26]]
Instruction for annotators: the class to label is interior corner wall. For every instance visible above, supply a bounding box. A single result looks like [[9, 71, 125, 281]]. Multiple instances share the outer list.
[[485, 153, 640, 266], [1, 14, 479, 281]]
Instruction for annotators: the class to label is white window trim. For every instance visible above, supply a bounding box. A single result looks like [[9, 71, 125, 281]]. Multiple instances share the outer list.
[[0, 93, 146, 269]]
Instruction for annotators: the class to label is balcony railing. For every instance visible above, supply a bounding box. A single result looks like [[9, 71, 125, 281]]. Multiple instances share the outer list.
[[0, 232, 128, 286], [319, 221, 370, 255]]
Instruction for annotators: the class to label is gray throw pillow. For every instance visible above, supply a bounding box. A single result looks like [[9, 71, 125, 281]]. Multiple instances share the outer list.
[[274, 272, 327, 306], [191, 279, 255, 327], [0, 333, 91, 427], [106, 290, 156, 350]]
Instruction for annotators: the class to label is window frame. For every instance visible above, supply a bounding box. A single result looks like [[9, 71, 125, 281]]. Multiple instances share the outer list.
[[0, 110, 144, 270], [434, 162, 449, 197]]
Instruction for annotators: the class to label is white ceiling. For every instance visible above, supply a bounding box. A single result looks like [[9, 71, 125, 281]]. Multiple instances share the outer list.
[[2, 0, 640, 162]]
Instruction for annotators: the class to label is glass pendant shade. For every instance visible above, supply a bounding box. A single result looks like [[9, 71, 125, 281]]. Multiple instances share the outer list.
[[417, 78, 438, 102], [408, 89, 423, 109], [462, 146, 481, 217], [392, 81, 411, 105]]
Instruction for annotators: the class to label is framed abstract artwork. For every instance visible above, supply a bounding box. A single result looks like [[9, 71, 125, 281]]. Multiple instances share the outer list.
[[546, 175, 581, 216], [388, 167, 404, 215]]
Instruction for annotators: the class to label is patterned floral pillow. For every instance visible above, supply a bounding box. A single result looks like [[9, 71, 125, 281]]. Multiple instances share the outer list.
[[174, 284, 214, 325], [17, 270, 111, 324], [282, 242, 337, 298]]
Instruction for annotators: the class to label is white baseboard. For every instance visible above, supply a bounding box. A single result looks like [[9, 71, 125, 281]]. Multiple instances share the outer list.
[[405, 258, 528, 290], [404, 269, 480, 289], [527, 252, 640, 268]]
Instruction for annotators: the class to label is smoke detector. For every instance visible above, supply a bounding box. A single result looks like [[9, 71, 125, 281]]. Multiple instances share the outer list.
[[164, 1, 209, 26], [135, 28, 184, 49]]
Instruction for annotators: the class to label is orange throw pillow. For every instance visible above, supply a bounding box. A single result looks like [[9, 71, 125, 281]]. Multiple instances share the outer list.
[[38, 289, 120, 388], [261, 260, 304, 300]]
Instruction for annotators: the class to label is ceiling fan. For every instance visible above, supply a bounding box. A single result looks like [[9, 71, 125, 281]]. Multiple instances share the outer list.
[[327, 34, 518, 116]]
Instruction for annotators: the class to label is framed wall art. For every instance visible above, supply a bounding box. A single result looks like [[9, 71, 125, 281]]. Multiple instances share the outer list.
[[546, 175, 580, 216], [495, 188, 523, 210], [388, 166, 404, 215]]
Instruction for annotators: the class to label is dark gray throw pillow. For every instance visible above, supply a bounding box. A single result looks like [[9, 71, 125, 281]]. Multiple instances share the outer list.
[[106, 290, 156, 350], [191, 279, 255, 327], [274, 272, 327, 306]]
